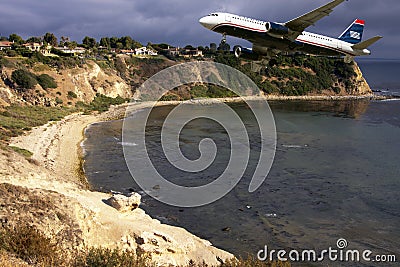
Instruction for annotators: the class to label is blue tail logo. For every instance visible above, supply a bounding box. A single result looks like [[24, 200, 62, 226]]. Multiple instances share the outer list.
[[338, 19, 365, 44]]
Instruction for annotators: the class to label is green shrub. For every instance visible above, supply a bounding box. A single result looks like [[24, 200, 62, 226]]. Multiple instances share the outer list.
[[81, 94, 127, 112], [160, 94, 180, 101], [55, 97, 63, 105], [11, 69, 37, 89], [37, 74, 57, 89], [190, 85, 209, 98], [67, 91, 78, 99], [8, 146, 33, 158]]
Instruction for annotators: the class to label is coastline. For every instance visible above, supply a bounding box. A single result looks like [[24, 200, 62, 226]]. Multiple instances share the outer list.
[[4, 102, 234, 266], [1, 93, 391, 265]]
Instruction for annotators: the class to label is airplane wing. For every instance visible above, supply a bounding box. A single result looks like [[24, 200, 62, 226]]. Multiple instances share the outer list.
[[284, 0, 346, 39]]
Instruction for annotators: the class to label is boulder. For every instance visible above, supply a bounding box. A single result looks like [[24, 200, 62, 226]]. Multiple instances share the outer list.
[[106, 193, 141, 212]]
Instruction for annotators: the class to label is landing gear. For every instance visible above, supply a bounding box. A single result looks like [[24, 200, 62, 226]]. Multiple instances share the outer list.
[[221, 33, 227, 44]]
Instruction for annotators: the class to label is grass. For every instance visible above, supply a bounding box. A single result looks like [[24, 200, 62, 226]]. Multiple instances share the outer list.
[[0, 225, 61, 266], [0, 94, 128, 142], [8, 146, 33, 158], [73, 247, 153, 267], [75, 93, 128, 113], [0, 105, 73, 141]]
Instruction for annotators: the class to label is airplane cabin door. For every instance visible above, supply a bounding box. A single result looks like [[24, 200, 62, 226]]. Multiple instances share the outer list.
[[336, 40, 342, 50], [226, 14, 232, 22]]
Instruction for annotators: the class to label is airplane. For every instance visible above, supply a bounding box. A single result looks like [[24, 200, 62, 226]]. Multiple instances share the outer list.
[[199, 0, 382, 63]]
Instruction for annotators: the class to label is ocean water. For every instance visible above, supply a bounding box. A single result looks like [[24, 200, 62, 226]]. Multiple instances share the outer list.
[[83, 61, 400, 265], [358, 59, 400, 95]]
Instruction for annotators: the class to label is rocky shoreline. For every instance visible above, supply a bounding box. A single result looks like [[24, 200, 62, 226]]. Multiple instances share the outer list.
[[0, 94, 392, 266]]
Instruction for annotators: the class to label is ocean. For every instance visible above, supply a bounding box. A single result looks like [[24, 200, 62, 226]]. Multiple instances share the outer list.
[[83, 60, 400, 265]]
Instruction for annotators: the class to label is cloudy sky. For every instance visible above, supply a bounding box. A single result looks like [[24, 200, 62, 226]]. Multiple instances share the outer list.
[[0, 0, 398, 58]]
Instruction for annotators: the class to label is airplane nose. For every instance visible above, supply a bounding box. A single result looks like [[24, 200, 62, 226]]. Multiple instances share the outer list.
[[199, 16, 213, 29]]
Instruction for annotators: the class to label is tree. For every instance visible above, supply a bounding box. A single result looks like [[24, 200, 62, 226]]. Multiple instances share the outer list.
[[120, 36, 133, 49], [59, 36, 70, 47], [82, 36, 97, 49], [100, 37, 111, 48], [210, 43, 217, 52], [66, 41, 78, 50], [26, 36, 42, 43], [110, 37, 119, 48], [43, 33, 58, 47], [218, 42, 230, 52], [11, 69, 37, 89], [37, 74, 57, 89], [9, 34, 24, 44], [184, 45, 195, 50]]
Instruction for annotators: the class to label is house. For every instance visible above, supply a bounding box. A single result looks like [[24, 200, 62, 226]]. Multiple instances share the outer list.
[[134, 47, 158, 56], [0, 41, 13, 50], [23, 42, 42, 52], [182, 48, 203, 58], [120, 49, 135, 55], [165, 46, 181, 57], [55, 46, 86, 56]]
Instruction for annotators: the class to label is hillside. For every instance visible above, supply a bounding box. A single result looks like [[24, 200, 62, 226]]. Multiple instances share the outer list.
[[0, 52, 371, 109]]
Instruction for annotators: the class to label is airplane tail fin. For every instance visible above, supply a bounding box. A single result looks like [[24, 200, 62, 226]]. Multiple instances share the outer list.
[[352, 36, 383, 50], [338, 19, 365, 44]]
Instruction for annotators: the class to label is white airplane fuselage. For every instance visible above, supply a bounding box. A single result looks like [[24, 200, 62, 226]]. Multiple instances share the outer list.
[[199, 12, 371, 58]]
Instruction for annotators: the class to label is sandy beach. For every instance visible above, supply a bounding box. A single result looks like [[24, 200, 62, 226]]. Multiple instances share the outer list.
[[2, 102, 235, 266]]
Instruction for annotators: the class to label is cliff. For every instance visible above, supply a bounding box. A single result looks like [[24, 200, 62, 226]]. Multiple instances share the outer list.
[[0, 55, 372, 109], [0, 60, 132, 108]]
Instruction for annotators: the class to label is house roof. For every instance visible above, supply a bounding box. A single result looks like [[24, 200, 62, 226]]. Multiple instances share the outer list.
[[23, 42, 41, 47], [0, 41, 12, 47]]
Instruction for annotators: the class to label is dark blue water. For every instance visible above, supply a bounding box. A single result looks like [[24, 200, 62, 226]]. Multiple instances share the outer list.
[[83, 61, 400, 265], [358, 59, 400, 96]]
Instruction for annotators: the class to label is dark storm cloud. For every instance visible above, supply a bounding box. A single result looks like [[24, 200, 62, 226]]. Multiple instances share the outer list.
[[0, 0, 398, 58]]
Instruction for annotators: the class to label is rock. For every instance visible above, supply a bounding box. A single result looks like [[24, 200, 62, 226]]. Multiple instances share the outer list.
[[106, 193, 141, 212]]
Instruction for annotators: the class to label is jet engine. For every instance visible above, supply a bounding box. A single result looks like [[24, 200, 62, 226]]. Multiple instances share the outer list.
[[265, 22, 289, 38], [233, 45, 261, 60]]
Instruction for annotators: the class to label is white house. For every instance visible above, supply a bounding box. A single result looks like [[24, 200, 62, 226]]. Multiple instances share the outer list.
[[55, 46, 86, 55], [23, 42, 42, 52], [0, 41, 13, 50], [134, 47, 158, 56]]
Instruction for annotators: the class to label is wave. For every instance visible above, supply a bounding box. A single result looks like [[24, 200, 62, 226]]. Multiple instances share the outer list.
[[379, 98, 400, 102], [282, 144, 308, 148], [118, 142, 138, 147]]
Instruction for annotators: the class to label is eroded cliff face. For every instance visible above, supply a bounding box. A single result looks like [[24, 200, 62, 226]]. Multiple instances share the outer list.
[[352, 61, 372, 95], [0, 60, 132, 107], [0, 58, 373, 109]]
